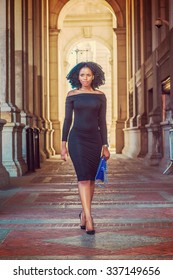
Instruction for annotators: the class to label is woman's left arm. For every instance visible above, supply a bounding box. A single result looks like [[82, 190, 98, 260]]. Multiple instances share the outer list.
[[102, 144, 110, 160]]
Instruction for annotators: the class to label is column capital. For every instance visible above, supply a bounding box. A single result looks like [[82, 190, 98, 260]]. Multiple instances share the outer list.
[[113, 27, 126, 36], [0, 119, 6, 131], [49, 28, 61, 36]]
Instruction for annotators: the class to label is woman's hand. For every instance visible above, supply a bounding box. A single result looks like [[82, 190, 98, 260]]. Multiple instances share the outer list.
[[101, 145, 110, 160], [61, 142, 68, 161]]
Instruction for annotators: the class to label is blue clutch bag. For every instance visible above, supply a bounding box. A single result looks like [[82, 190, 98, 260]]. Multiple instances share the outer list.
[[95, 157, 108, 188]]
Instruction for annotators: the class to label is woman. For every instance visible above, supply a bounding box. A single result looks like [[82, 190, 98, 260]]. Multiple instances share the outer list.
[[61, 61, 110, 235]]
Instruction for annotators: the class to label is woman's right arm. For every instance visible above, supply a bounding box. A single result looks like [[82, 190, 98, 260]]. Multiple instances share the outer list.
[[61, 141, 68, 161], [61, 97, 73, 161]]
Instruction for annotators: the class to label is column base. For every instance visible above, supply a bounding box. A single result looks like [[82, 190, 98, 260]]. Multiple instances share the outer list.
[[0, 119, 10, 188], [115, 120, 125, 153], [109, 121, 116, 151], [39, 128, 47, 162], [145, 124, 162, 166], [52, 120, 61, 154], [2, 122, 27, 177], [0, 166, 10, 189]]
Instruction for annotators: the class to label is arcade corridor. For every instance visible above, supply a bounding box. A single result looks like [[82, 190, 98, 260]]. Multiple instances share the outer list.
[[0, 0, 173, 262], [0, 155, 173, 260], [1, 0, 173, 188]]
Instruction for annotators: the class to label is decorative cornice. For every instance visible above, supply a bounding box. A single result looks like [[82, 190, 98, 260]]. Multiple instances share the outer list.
[[113, 27, 126, 35], [49, 28, 61, 36]]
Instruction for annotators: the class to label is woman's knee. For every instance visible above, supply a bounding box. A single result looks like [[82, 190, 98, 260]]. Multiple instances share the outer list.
[[78, 180, 91, 187]]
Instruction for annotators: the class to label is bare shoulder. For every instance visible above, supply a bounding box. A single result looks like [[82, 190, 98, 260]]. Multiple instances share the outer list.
[[94, 90, 105, 95], [67, 89, 78, 96]]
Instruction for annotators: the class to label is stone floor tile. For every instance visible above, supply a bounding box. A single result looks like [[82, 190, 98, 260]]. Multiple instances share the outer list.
[[0, 154, 173, 259]]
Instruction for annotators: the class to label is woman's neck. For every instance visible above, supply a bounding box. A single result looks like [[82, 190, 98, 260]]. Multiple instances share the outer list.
[[79, 86, 94, 92]]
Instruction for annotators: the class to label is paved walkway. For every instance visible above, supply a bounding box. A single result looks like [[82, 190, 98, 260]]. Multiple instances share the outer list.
[[0, 154, 173, 260]]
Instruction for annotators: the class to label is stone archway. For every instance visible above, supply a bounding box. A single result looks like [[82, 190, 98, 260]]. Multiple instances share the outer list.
[[49, 0, 124, 29], [49, 0, 126, 153]]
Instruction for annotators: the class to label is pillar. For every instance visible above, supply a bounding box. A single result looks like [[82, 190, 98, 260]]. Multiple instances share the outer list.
[[2, 122, 27, 176], [160, 28, 173, 168], [0, 0, 27, 176], [49, 28, 61, 154], [0, 120, 10, 188], [113, 28, 127, 153]]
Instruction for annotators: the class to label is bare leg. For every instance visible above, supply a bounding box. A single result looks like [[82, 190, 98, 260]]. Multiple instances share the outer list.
[[78, 180, 95, 232], [90, 180, 95, 202]]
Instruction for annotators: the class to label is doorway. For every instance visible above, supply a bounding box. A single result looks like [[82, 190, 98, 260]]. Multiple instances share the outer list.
[[57, 0, 117, 148]]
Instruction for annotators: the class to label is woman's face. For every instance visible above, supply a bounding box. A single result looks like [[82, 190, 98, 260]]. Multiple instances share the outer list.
[[79, 67, 94, 87]]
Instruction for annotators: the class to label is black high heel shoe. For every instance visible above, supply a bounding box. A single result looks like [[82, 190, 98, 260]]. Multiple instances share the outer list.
[[79, 211, 86, 230], [86, 217, 95, 235], [86, 229, 95, 235]]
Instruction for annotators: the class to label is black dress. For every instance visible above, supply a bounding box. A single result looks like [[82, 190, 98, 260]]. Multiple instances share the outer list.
[[62, 93, 108, 181]]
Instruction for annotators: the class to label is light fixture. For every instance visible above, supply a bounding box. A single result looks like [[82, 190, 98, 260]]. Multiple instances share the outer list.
[[155, 18, 169, 28]]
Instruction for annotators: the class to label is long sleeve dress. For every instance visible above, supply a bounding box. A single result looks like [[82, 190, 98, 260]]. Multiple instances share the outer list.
[[62, 93, 108, 181]]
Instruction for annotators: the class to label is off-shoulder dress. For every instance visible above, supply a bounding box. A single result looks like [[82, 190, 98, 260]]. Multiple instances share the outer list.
[[62, 93, 108, 181]]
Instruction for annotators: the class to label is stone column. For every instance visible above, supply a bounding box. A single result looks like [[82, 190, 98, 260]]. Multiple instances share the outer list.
[[38, 0, 54, 159], [160, 28, 173, 168], [169, 29, 173, 112], [113, 28, 127, 153], [108, 57, 116, 151], [49, 28, 61, 154], [145, 50, 162, 166], [2, 122, 25, 176], [14, 0, 28, 173], [0, 0, 13, 112], [145, 49, 162, 166], [0, 119, 10, 188], [0, 0, 27, 176], [145, 114, 162, 166], [33, 0, 47, 162], [135, 67, 148, 158]]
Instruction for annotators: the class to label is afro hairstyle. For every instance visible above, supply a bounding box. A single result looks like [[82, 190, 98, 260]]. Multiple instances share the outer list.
[[66, 61, 105, 89]]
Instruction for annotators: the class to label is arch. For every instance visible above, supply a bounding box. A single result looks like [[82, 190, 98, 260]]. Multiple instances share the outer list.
[[106, 0, 124, 27], [56, 0, 118, 150], [49, 0, 126, 152], [50, 0, 125, 29], [58, 0, 117, 29], [64, 35, 113, 61]]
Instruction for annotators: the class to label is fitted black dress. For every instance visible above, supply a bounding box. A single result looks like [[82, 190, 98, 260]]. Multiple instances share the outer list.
[[62, 93, 108, 181]]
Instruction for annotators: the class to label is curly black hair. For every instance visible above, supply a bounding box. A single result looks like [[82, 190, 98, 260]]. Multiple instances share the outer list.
[[66, 61, 105, 89]]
